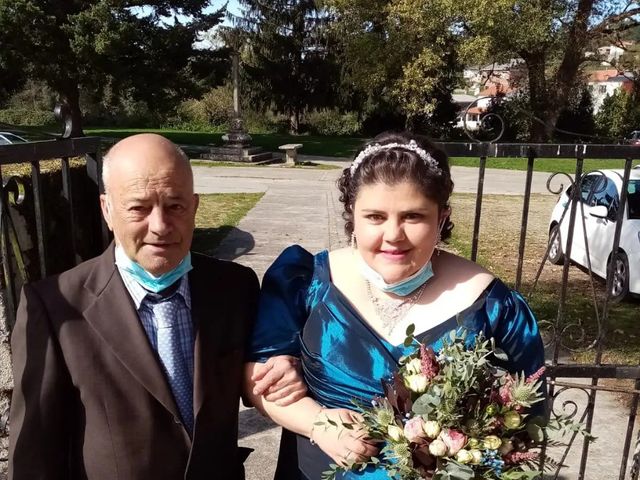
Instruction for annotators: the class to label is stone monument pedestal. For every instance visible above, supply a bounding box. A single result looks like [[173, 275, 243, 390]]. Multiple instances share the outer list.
[[200, 118, 274, 163]]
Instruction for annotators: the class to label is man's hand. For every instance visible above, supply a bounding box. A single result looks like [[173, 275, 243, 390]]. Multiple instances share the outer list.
[[251, 355, 307, 406]]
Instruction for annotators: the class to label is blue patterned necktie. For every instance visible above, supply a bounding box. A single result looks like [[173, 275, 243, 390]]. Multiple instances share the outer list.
[[149, 297, 194, 435]]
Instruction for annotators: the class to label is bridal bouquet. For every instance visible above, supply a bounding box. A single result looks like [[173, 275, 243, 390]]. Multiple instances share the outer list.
[[321, 327, 593, 480]]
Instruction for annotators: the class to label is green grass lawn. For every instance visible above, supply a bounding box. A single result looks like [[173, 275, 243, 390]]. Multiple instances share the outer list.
[[86, 128, 367, 158], [191, 192, 263, 255], [447, 192, 640, 365], [450, 157, 637, 174], [84, 127, 640, 172]]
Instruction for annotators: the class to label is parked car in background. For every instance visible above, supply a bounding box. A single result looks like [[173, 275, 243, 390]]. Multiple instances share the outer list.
[[627, 131, 640, 146], [548, 169, 640, 301], [0, 132, 27, 145]]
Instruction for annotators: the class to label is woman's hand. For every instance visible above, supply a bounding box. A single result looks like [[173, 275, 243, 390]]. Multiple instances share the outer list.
[[311, 408, 380, 468], [251, 355, 307, 406]]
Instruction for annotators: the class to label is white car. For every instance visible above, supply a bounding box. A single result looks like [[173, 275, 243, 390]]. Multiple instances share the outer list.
[[548, 169, 640, 301], [0, 132, 27, 145]]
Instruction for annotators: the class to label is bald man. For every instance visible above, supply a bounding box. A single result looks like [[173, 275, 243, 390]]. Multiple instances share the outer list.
[[9, 134, 292, 479]]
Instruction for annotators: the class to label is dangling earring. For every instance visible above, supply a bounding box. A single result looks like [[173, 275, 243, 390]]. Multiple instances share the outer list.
[[435, 221, 444, 256], [350, 232, 357, 249]]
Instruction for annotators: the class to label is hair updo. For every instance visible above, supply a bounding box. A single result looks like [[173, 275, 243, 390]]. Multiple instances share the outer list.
[[337, 131, 454, 241]]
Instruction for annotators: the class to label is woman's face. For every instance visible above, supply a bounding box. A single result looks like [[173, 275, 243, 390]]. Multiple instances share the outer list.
[[353, 180, 444, 284]]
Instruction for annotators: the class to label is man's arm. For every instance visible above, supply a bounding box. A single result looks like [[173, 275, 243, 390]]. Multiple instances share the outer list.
[[9, 284, 72, 479]]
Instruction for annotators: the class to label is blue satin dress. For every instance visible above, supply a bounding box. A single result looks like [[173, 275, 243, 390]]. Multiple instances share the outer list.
[[248, 245, 545, 480]]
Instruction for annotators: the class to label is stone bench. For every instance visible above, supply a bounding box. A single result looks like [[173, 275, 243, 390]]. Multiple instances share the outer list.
[[279, 143, 303, 165]]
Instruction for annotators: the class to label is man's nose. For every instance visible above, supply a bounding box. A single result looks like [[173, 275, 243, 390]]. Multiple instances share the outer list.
[[148, 206, 172, 235]]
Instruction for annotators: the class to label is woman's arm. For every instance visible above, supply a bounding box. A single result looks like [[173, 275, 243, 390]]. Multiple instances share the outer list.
[[244, 362, 379, 467]]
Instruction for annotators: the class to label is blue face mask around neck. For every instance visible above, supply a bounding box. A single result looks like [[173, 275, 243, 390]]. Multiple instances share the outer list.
[[358, 255, 434, 296], [115, 246, 193, 293]]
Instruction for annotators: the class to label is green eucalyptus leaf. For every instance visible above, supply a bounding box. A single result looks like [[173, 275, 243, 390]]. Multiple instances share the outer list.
[[527, 422, 544, 442], [406, 324, 416, 336], [493, 348, 509, 361], [443, 461, 474, 480]]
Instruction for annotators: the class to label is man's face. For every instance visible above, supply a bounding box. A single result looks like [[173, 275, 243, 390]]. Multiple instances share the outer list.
[[100, 142, 199, 276]]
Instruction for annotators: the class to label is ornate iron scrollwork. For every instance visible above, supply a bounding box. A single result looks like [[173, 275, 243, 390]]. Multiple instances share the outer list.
[[54, 102, 74, 139], [461, 96, 505, 144]]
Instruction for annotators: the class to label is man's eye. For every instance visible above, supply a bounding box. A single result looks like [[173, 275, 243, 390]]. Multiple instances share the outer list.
[[129, 206, 146, 212], [169, 204, 185, 212]]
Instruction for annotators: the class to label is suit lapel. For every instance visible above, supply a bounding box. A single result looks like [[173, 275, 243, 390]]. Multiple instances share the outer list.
[[189, 257, 222, 420], [82, 246, 181, 420]]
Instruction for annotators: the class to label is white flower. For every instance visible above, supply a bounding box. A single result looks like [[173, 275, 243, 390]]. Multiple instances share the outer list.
[[455, 449, 474, 464], [404, 374, 428, 393], [387, 424, 405, 442], [423, 420, 441, 439], [405, 358, 423, 375], [470, 449, 483, 464], [428, 439, 448, 457]]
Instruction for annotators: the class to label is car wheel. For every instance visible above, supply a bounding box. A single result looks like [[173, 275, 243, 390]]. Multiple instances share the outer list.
[[548, 225, 564, 265], [609, 251, 629, 303]]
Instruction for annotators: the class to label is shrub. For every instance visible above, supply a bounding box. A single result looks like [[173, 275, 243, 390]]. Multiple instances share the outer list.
[[307, 109, 361, 136], [0, 108, 56, 126]]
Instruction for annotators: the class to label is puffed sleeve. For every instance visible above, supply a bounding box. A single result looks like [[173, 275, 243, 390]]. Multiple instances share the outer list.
[[246, 245, 315, 363], [484, 281, 547, 413], [483, 281, 544, 376]]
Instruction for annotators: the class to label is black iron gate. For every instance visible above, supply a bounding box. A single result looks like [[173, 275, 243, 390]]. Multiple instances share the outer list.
[[0, 128, 638, 478], [434, 141, 640, 479]]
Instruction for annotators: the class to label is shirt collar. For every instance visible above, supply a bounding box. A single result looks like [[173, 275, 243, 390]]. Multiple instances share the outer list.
[[117, 263, 192, 311]]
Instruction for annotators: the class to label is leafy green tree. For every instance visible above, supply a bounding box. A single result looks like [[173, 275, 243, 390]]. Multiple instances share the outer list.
[[0, 1, 227, 135], [233, 0, 339, 133], [322, 0, 461, 133], [325, 0, 640, 141], [596, 89, 640, 139], [450, 0, 639, 141], [555, 88, 596, 141]]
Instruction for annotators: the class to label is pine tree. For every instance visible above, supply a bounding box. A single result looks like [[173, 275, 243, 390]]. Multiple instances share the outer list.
[[234, 0, 338, 133]]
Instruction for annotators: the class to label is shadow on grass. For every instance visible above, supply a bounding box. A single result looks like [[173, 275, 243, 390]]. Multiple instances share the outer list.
[[192, 226, 255, 261]]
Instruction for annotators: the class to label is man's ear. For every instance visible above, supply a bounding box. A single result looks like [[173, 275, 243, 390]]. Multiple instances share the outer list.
[[193, 193, 200, 214], [100, 194, 114, 231]]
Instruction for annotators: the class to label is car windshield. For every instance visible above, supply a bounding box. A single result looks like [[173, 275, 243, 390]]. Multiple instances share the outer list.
[[4, 133, 25, 142], [628, 180, 640, 219]]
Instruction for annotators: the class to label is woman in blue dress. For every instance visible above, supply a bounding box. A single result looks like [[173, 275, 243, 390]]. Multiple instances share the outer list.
[[244, 131, 545, 479]]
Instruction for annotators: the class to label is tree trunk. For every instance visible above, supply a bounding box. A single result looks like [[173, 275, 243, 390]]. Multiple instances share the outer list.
[[524, 52, 551, 142]]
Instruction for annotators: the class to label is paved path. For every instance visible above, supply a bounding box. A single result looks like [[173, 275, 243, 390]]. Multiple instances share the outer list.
[[192, 161, 637, 480]]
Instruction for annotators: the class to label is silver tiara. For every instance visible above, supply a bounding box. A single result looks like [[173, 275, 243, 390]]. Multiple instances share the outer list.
[[349, 140, 441, 175]]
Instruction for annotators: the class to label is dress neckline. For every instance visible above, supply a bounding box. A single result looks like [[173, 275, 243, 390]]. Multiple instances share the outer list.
[[313, 250, 499, 349]]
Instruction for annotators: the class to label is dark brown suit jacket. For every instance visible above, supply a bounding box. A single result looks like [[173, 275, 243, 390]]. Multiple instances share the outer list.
[[9, 245, 259, 479]]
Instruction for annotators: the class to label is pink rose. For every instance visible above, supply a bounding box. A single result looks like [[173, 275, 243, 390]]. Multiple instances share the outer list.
[[439, 429, 467, 456], [403, 417, 427, 444]]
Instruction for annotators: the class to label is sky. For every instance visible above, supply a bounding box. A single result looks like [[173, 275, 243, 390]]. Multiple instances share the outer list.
[[130, 1, 243, 48]]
